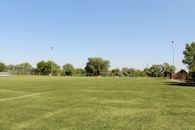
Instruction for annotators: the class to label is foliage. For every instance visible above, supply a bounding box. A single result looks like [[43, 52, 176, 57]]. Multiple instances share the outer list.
[[1, 58, 176, 78], [144, 63, 175, 77], [121, 67, 147, 77], [36, 60, 60, 76], [6, 65, 15, 73], [7, 63, 33, 75], [111, 68, 122, 76], [183, 42, 195, 81], [16, 63, 32, 75], [36, 61, 47, 75], [74, 68, 86, 76], [183, 42, 195, 71], [121, 67, 129, 76], [135, 69, 147, 77], [63, 64, 75, 76], [163, 63, 175, 77], [143, 68, 150, 76], [0, 62, 6, 72], [85, 57, 110, 76], [148, 64, 164, 77]]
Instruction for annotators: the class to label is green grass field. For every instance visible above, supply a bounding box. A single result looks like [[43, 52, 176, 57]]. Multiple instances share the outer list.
[[0, 77, 195, 130]]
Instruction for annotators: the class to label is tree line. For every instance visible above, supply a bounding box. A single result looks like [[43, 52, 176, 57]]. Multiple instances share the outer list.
[[0, 57, 175, 77], [2, 41, 195, 79]]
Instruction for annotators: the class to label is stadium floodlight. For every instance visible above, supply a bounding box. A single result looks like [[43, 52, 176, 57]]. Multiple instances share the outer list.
[[50, 46, 54, 76], [171, 41, 175, 67]]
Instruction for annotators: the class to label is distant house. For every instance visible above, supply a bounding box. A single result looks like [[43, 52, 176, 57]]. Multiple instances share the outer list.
[[173, 70, 188, 81], [0, 72, 11, 77]]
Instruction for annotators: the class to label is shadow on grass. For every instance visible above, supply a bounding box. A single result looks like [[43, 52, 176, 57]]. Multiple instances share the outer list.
[[165, 81, 195, 87]]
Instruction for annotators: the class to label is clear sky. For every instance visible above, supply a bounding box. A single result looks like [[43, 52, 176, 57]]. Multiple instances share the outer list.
[[0, 0, 194, 70]]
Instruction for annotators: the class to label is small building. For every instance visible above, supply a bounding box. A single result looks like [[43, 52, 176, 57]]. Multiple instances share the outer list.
[[0, 72, 11, 77], [173, 70, 188, 81]]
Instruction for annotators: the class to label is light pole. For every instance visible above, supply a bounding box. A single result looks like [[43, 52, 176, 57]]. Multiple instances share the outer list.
[[51, 46, 54, 76], [171, 41, 175, 67]]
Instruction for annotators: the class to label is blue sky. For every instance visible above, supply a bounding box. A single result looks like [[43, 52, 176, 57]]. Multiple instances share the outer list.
[[0, 0, 194, 70]]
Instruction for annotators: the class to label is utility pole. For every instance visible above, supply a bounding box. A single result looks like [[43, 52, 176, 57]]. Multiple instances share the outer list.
[[171, 41, 175, 67], [171, 41, 175, 79], [51, 46, 54, 76]]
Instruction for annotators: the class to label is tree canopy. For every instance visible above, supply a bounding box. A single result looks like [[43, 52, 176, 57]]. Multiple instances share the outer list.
[[63, 64, 75, 76], [0, 57, 179, 78], [183, 42, 195, 72], [182, 42, 195, 81], [16, 63, 32, 75], [163, 63, 175, 76], [85, 57, 110, 76], [144, 63, 175, 77], [6, 63, 33, 75], [0, 62, 6, 72], [111, 68, 122, 76], [74, 68, 86, 76], [36, 60, 60, 76]]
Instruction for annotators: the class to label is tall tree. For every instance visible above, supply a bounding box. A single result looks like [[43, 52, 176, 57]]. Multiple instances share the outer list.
[[63, 64, 75, 76], [183, 42, 195, 71], [183, 42, 195, 81], [36, 60, 60, 76], [47, 60, 61, 76], [36, 61, 47, 75], [0, 62, 6, 72], [85, 57, 110, 76]]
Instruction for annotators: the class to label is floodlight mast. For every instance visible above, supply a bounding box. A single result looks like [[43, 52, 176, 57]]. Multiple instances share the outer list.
[[51, 46, 54, 76], [171, 41, 175, 67]]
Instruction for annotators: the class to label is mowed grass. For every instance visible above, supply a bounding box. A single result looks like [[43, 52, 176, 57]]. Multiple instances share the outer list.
[[0, 77, 195, 130]]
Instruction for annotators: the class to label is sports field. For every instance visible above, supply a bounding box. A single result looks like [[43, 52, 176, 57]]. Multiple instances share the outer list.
[[0, 77, 195, 130]]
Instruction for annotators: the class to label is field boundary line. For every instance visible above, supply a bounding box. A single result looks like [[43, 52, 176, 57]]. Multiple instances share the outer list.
[[0, 89, 31, 94], [0, 93, 41, 102]]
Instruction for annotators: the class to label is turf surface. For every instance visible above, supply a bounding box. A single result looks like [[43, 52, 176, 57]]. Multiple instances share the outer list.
[[0, 77, 195, 130]]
